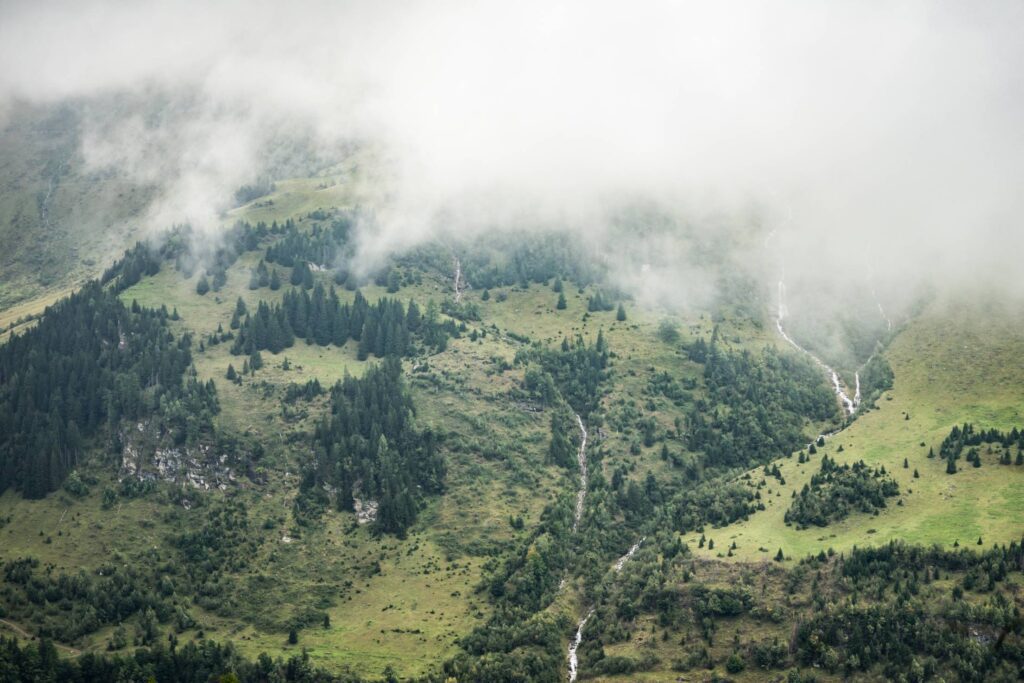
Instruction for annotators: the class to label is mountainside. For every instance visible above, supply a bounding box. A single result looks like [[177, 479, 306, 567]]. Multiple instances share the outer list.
[[0, 176, 1022, 683], [0, 100, 156, 313]]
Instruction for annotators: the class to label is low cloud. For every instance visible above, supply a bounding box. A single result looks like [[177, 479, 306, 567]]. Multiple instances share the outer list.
[[2, 0, 1023, 313]]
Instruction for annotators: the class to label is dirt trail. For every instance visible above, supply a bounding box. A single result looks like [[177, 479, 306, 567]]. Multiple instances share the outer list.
[[0, 618, 81, 656]]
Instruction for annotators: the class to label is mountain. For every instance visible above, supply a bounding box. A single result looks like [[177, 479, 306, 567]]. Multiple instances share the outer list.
[[0, 174, 1022, 683]]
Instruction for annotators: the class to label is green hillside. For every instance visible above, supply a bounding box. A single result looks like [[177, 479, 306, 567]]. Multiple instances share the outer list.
[[686, 298, 1024, 563], [0, 175, 1021, 682]]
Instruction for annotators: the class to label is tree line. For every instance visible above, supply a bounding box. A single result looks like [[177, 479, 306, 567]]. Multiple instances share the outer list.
[[298, 357, 445, 535], [784, 456, 900, 528], [0, 282, 218, 498], [685, 332, 838, 470], [230, 286, 455, 359]]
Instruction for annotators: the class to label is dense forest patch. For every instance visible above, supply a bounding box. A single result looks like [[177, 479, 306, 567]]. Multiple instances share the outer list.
[[0, 282, 217, 498], [784, 455, 900, 528]]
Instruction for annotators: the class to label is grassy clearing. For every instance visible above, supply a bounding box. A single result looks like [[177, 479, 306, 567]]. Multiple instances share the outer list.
[[687, 297, 1024, 563], [0, 248, 568, 676]]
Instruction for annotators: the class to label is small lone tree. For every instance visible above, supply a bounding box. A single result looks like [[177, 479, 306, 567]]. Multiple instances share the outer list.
[[775, 548, 785, 562], [225, 364, 237, 380], [195, 275, 210, 296], [556, 292, 567, 310], [616, 303, 627, 321], [288, 628, 298, 645]]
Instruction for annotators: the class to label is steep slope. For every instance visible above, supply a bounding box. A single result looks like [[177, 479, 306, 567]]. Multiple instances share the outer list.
[[688, 295, 1024, 562]]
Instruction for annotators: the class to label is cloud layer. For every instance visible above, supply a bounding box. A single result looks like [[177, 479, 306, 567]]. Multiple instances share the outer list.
[[2, 0, 1023, 307]]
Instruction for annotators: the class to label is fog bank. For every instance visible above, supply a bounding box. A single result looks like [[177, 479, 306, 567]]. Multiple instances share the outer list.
[[2, 0, 1023, 309]]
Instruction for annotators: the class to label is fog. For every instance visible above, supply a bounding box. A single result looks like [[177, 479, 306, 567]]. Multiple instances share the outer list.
[[2, 0, 1023, 317]]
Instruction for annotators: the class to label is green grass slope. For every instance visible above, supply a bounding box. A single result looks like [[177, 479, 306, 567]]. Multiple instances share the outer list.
[[687, 296, 1024, 563]]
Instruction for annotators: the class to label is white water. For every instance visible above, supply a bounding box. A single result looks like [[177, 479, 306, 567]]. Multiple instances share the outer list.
[[876, 299, 893, 332], [567, 539, 645, 681], [40, 157, 67, 233], [453, 257, 464, 303], [567, 609, 593, 682], [566, 413, 590, 680], [865, 258, 893, 332], [776, 279, 859, 417], [572, 414, 588, 532], [614, 538, 645, 572]]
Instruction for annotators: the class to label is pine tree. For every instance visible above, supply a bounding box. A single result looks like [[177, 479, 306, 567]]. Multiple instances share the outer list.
[[357, 331, 371, 361], [595, 328, 607, 354], [226, 364, 237, 380], [556, 292, 567, 309], [775, 548, 785, 562], [616, 302, 627, 321], [269, 268, 281, 290], [196, 275, 210, 295], [386, 269, 401, 293], [406, 300, 421, 331]]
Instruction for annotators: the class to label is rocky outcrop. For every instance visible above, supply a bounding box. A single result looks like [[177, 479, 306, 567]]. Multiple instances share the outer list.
[[118, 421, 237, 492]]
